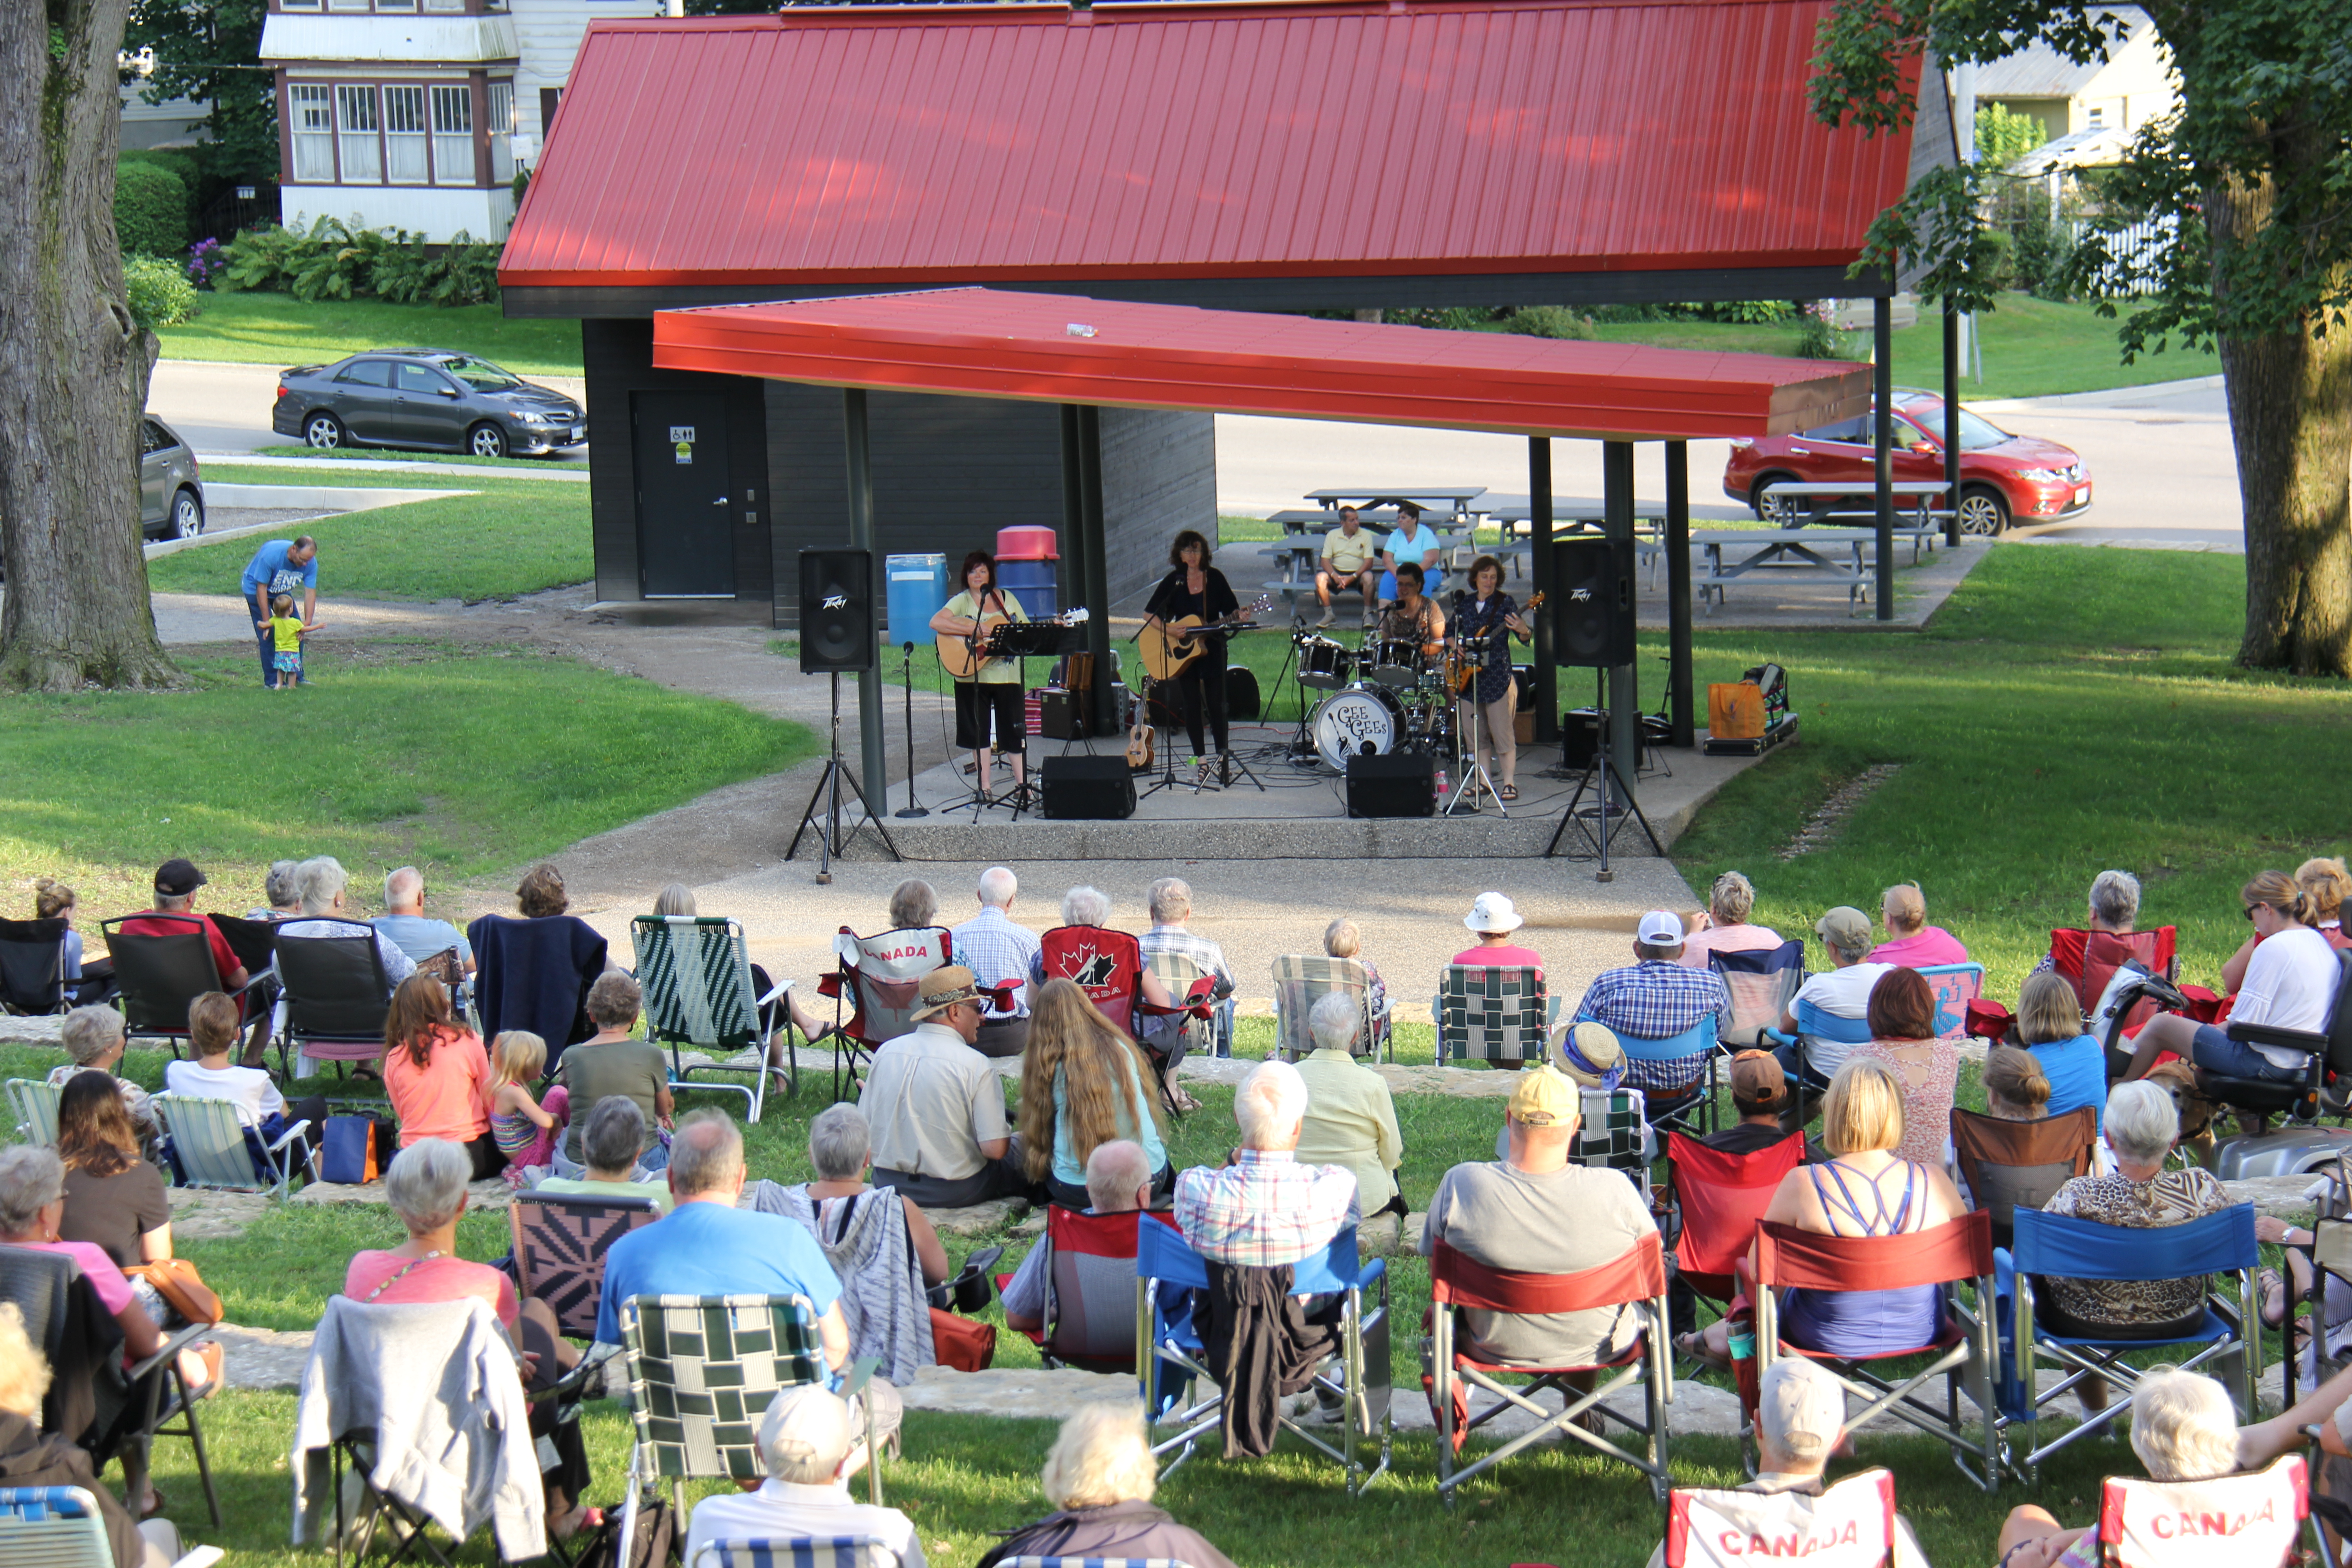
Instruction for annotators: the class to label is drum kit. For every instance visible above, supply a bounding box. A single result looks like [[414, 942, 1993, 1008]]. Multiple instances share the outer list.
[[1292, 625, 1502, 774]]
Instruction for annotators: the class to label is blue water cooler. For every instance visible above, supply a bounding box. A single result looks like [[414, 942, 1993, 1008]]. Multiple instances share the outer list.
[[885, 553, 948, 643]]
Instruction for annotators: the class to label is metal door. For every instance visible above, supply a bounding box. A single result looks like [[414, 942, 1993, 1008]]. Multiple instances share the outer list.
[[632, 392, 735, 598]]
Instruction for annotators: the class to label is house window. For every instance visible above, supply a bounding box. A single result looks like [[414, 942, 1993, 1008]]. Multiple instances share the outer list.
[[377, 0, 416, 10], [335, 84, 382, 182], [2087, 105, 2106, 127], [327, 0, 369, 12], [487, 82, 514, 183], [423, 0, 465, 10], [430, 84, 474, 185], [384, 85, 428, 183], [290, 84, 335, 181], [277, 0, 321, 10]]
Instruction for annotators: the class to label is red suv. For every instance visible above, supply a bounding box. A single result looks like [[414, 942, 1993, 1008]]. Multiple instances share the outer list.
[[1723, 390, 2091, 535]]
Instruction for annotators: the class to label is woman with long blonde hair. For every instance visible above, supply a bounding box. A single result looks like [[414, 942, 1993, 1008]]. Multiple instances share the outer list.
[[1016, 980, 1172, 1208]]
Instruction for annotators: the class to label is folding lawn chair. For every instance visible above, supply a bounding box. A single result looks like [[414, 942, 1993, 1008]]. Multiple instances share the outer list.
[[1915, 963, 1985, 1046], [1144, 950, 1233, 1062], [1709, 940, 1804, 1048], [1573, 1085, 1655, 1183], [1949, 1105, 2097, 1250], [0, 918, 69, 1015], [1750, 1210, 2001, 1492], [272, 929, 391, 1080], [0, 1486, 115, 1568], [1995, 1203, 2260, 1482], [2049, 926, 2180, 1016], [2092, 1454, 2309, 1568], [102, 914, 267, 1058], [691, 1541, 900, 1568], [149, 1092, 315, 1199], [632, 915, 786, 1122], [1663, 1469, 1901, 1568], [1662, 1130, 1806, 1341], [1426, 1231, 1674, 1506], [6, 1078, 60, 1146], [1001, 1206, 1180, 1373], [1593, 1014, 1720, 1135], [822, 926, 950, 1100], [1034, 925, 1201, 1111], [1432, 965, 1553, 1067], [1135, 1222, 1391, 1496], [1270, 954, 1390, 1063], [507, 1188, 662, 1341], [1003, 1559, 1195, 1568]]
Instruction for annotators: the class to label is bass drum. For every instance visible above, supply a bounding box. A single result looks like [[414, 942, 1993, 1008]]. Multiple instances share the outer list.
[[1310, 686, 1406, 773]]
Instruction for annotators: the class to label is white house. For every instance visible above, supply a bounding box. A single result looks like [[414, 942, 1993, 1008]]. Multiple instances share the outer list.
[[1976, 6, 2177, 146], [259, 0, 657, 242]]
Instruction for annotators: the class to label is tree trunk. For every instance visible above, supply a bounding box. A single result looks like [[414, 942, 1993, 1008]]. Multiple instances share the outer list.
[[0, 0, 177, 691], [2208, 172, 2352, 678]]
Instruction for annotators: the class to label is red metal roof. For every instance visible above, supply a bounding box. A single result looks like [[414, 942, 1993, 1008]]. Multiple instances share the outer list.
[[504, 0, 1919, 290], [651, 288, 1870, 440]]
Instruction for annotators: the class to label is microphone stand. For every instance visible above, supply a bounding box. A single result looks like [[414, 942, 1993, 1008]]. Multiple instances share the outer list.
[[894, 641, 928, 818]]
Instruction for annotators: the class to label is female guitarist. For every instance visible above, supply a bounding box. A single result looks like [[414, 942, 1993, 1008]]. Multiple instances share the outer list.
[[929, 550, 1030, 802], [1139, 529, 1248, 769], [1448, 554, 1534, 801]]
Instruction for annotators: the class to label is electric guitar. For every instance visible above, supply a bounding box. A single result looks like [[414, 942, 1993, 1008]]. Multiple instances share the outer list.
[[936, 606, 1090, 680], [1137, 595, 1274, 682], [1449, 592, 1543, 694]]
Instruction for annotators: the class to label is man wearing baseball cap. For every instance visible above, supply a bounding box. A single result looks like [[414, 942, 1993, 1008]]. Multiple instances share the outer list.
[[1571, 911, 1727, 1103], [862, 965, 1032, 1209], [1774, 907, 1896, 1089], [1421, 1064, 1657, 1373], [1706, 1051, 1799, 1156], [1452, 892, 1544, 978], [119, 858, 249, 990]]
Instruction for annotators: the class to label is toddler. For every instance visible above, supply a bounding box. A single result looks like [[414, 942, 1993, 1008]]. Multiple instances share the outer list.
[[485, 1029, 568, 1181]]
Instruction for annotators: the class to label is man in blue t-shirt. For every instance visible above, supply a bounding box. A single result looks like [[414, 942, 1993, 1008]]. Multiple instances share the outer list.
[[1378, 502, 1446, 604], [240, 535, 319, 687]]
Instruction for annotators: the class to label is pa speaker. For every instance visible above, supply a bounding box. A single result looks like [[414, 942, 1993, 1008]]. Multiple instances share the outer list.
[[1041, 755, 1136, 820], [1553, 538, 1636, 667], [1345, 751, 1436, 818], [799, 549, 874, 673]]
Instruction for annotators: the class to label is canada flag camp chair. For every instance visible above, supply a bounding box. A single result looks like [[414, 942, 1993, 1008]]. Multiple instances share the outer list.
[[1000, 1205, 1180, 1373], [1037, 926, 1206, 1113], [1949, 1105, 2098, 1251], [1664, 1130, 1806, 1316], [2093, 1455, 2309, 1568], [1664, 1468, 1901, 1568], [1750, 1210, 2001, 1492], [821, 926, 950, 1100], [1426, 1230, 1674, 1506]]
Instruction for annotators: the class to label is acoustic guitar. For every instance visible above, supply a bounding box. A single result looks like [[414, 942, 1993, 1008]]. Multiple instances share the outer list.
[[936, 606, 1090, 680], [1137, 595, 1274, 682], [1447, 591, 1543, 694], [1126, 685, 1156, 769]]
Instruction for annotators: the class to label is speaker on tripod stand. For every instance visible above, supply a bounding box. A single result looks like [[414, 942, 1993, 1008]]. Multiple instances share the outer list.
[[787, 549, 895, 879], [1545, 537, 1659, 872]]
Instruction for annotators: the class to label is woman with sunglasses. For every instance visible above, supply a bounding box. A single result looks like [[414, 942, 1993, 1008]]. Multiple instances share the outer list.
[[2118, 870, 2343, 1089]]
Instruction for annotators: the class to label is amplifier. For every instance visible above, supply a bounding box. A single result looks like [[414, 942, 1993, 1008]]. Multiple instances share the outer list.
[[1041, 755, 1137, 819], [1345, 751, 1436, 818], [1037, 688, 1089, 740]]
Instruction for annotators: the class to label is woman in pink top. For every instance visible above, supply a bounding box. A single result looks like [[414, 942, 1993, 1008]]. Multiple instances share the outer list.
[[1864, 882, 1970, 968], [1677, 870, 1786, 967], [0, 1145, 219, 1516], [1452, 892, 1544, 972], [379, 974, 500, 1179]]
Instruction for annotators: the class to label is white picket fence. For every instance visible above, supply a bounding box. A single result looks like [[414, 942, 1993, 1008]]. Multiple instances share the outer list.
[[2069, 215, 2174, 295]]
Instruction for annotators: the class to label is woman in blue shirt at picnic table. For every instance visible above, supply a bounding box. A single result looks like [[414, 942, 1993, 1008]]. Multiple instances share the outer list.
[[1377, 502, 1446, 602]]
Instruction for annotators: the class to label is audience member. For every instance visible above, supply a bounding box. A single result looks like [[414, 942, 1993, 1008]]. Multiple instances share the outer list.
[[1945, 1047, 2062, 1209], [2034, 870, 2146, 980], [49, 1005, 157, 1142], [1294, 991, 1404, 1217], [1321, 916, 1388, 1026], [1845, 969, 1959, 1167], [2122, 870, 2345, 1086], [864, 965, 1030, 1208], [245, 859, 303, 921], [1681, 1059, 1966, 1365], [683, 1385, 926, 1568], [764, 1103, 948, 1385], [2302, 856, 2352, 950], [1775, 906, 1894, 1084], [33, 877, 112, 1006], [119, 858, 249, 990], [888, 879, 941, 932], [1137, 877, 1237, 1004], [1453, 892, 1542, 973], [980, 1402, 1237, 1568], [2014, 970, 2105, 1130], [274, 856, 417, 995], [1707, 1051, 1798, 1155], [0, 1300, 185, 1568], [344, 1139, 591, 1534], [515, 863, 572, 919], [951, 866, 1041, 1059], [556, 972, 671, 1174], [1865, 882, 1970, 967], [1029, 886, 1177, 1013], [0, 1146, 217, 1517], [485, 1029, 567, 1177], [649, 882, 835, 1057], [1174, 1059, 1357, 1268], [1002, 1140, 1154, 1335], [1424, 1065, 1657, 1375], [1016, 979, 1171, 1210], [163, 990, 328, 1155], [1677, 872, 1784, 968], [1573, 911, 1730, 1098], [373, 866, 474, 975], [382, 974, 500, 1178], [54, 1073, 172, 1281], [531, 1096, 671, 1213]]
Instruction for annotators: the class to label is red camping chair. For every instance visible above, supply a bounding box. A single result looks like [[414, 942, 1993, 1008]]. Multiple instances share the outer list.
[[1425, 1231, 1674, 1506], [1747, 1210, 2000, 1492], [819, 925, 950, 1099], [1664, 1469, 1901, 1568], [997, 1205, 1180, 1373], [1664, 1131, 1806, 1309], [1035, 925, 1208, 1111], [2050, 927, 2179, 1015]]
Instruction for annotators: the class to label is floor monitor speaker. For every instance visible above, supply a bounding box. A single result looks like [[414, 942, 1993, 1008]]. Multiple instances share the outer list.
[[1345, 751, 1436, 818], [1040, 755, 1137, 820]]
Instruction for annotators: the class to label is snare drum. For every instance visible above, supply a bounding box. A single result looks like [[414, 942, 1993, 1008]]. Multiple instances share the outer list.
[[1369, 638, 1425, 689], [1297, 636, 1355, 691], [1309, 685, 1406, 772]]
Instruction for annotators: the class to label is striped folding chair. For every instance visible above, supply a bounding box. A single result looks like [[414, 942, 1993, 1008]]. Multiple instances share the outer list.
[[1143, 950, 1232, 1062], [690, 1540, 900, 1568], [0, 1485, 114, 1568], [150, 1092, 314, 1199], [632, 915, 784, 1122], [5, 1079, 60, 1146], [1269, 954, 1389, 1063], [1431, 965, 1554, 1067]]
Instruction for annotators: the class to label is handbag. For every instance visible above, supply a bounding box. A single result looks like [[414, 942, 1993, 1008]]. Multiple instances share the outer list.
[[319, 1114, 392, 1185], [929, 1306, 997, 1373], [124, 1257, 222, 1326]]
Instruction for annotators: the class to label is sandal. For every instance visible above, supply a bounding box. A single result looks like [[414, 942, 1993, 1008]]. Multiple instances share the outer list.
[[139, 1485, 168, 1519], [2257, 1266, 2289, 1328], [1499, 784, 1519, 801], [1675, 1329, 1730, 1372]]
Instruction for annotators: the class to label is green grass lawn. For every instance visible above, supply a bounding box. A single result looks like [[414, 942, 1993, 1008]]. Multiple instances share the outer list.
[[196, 463, 537, 493], [157, 292, 584, 378], [247, 443, 585, 473], [0, 644, 812, 919], [150, 476, 589, 602]]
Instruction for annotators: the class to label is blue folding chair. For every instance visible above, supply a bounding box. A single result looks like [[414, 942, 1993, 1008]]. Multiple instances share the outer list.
[[1762, 1000, 1876, 1123], [1134, 1222, 1390, 1495], [0, 1486, 113, 1568], [1995, 1204, 2260, 1482], [1578, 1012, 1718, 1134]]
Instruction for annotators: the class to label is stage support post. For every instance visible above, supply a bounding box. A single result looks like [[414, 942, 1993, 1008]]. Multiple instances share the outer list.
[[843, 388, 887, 800], [1942, 304, 1963, 550], [1873, 294, 1895, 622], [1074, 406, 1114, 736], [1665, 440, 1694, 748], [1602, 439, 1637, 783], [1530, 436, 1557, 743]]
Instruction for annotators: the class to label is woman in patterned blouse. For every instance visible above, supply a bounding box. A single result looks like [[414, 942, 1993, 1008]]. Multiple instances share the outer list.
[[1845, 968, 1959, 1167]]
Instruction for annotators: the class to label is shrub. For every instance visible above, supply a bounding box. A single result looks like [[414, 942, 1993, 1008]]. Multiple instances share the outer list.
[[1795, 301, 1863, 360], [1504, 305, 1596, 339], [215, 216, 502, 305], [123, 253, 201, 332], [1975, 103, 2048, 172], [115, 160, 190, 258], [185, 237, 228, 290], [1700, 299, 1796, 324], [2011, 208, 2076, 301]]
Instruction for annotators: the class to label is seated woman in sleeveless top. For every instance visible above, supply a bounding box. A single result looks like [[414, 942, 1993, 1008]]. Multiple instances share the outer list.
[[1679, 1057, 1968, 1365]]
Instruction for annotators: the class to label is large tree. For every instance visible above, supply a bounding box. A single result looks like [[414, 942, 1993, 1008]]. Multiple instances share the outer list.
[[0, 0, 177, 690], [1817, 0, 2352, 677]]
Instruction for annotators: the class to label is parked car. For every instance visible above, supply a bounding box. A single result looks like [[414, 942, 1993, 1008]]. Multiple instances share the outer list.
[[141, 416, 205, 539], [1723, 390, 2091, 535], [271, 348, 587, 459]]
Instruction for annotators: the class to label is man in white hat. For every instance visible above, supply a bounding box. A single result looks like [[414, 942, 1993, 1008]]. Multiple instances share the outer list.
[[1452, 892, 1544, 978], [1572, 911, 1728, 1102], [684, 1384, 926, 1568], [862, 964, 1031, 1208]]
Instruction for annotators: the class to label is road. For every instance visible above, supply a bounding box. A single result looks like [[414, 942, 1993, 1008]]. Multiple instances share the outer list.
[[150, 358, 2241, 550]]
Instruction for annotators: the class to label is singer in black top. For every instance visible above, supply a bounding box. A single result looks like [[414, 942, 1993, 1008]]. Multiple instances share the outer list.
[[1450, 554, 1531, 799], [1140, 530, 1245, 761]]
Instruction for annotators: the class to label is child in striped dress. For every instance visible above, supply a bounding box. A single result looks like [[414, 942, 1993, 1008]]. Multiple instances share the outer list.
[[485, 1029, 568, 1184]]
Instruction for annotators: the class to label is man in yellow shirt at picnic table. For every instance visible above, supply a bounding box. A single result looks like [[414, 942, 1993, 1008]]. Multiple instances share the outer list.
[[1313, 505, 1380, 628]]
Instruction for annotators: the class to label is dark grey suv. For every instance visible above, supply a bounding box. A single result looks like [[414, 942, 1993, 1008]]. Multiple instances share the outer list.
[[271, 348, 586, 459], [141, 417, 205, 539]]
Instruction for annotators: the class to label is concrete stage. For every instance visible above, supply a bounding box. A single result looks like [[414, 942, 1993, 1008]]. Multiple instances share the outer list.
[[796, 717, 1769, 862]]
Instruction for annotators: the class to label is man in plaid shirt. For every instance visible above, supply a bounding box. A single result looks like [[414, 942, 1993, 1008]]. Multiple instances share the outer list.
[[1574, 911, 1728, 1097], [948, 866, 1040, 1060], [1174, 1059, 1358, 1268], [1137, 877, 1236, 1000]]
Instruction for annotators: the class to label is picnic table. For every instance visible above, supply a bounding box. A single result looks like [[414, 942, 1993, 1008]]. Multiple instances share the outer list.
[[1691, 526, 1938, 615], [1304, 485, 1486, 521], [1757, 480, 1953, 529]]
